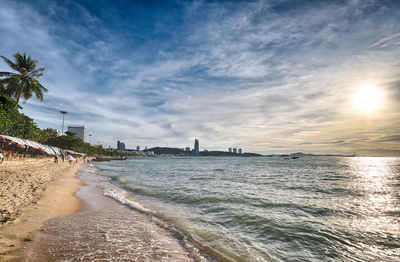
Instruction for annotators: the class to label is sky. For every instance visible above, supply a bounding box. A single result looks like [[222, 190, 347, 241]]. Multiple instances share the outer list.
[[1, 0, 400, 156]]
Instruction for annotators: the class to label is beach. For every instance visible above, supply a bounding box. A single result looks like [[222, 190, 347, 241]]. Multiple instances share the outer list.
[[0, 159, 197, 261], [0, 158, 83, 260]]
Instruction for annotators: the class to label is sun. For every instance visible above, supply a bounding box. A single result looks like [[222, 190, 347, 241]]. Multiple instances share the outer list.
[[353, 84, 384, 114]]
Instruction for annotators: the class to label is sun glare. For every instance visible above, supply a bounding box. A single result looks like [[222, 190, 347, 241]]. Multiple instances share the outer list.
[[353, 85, 384, 114]]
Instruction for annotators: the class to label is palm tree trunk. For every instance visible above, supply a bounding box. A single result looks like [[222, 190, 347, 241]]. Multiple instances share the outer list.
[[15, 90, 22, 108]]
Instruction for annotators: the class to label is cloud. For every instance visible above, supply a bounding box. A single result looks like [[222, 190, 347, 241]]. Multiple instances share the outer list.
[[1, 0, 400, 155]]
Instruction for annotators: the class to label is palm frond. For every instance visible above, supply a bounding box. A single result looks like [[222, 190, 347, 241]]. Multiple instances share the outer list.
[[0, 55, 21, 72], [32, 84, 45, 101], [0, 72, 18, 77], [30, 67, 44, 78], [15, 53, 38, 73], [1, 53, 47, 105]]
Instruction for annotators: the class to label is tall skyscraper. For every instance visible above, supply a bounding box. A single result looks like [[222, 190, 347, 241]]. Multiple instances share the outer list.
[[67, 125, 86, 142], [194, 139, 199, 156], [229, 148, 232, 153], [136, 145, 140, 153], [238, 148, 242, 154], [233, 148, 237, 154]]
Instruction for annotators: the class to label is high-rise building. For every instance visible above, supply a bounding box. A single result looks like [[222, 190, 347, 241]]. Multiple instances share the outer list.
[[229, 148, 232, 153], [136, 145, 140, 153], [233, 148, 237, 154], [117, 140, 126, 151], [194, 139, 199, 156], [238, 148, 242, 154], [67, 126, 86, 142], [185, 147, 191, 152]]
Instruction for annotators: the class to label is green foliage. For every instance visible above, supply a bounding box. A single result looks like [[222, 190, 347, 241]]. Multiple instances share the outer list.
[[145, 147, 185, 155], [0, 52, 47, 106], [35, 128, 59, 144], [0, 82, 5, 94], [45, 131, 129, 156], [0, 94, 40, 139]]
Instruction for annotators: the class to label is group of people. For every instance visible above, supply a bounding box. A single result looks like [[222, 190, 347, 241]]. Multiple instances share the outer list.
[[54, 153, 87, 164]]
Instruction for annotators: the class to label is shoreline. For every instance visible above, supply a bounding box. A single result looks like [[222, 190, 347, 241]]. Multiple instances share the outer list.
[[1, 160, 198, 261], [14, 164, 196, 261], [0, 158, 83, 260]]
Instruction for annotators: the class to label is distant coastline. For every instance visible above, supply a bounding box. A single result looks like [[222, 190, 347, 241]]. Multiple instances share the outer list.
[[265, 152, 356, 157], [142, 147, 355, 157], [143, 147, 263, 157]]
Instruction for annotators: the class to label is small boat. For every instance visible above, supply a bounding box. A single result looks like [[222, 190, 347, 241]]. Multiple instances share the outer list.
[[290, 156, 299, 159], [112, 156, 127, 160]]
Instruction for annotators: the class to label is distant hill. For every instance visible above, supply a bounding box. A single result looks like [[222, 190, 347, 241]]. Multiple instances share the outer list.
[[144, 147, 184, 155]]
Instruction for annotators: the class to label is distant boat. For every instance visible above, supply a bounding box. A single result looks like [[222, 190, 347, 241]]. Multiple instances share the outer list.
[[290, 156, 299, 159], [112, 156, 127, 160]]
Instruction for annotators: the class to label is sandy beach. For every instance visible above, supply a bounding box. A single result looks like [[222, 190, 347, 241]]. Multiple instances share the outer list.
[[0, 158, 83, 261], [0, 159, 197, 262]]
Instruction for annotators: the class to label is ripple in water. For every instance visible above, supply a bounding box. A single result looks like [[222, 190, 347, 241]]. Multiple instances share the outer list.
[[27, 157, 399, 262], [92, 156, 400, 261]]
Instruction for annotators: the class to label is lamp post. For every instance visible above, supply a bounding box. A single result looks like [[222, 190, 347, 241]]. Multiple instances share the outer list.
[[60, 111, 67, 136]]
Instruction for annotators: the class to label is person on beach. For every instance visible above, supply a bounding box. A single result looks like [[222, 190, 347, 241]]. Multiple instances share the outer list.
[[66, 154, 74, 164], [61, 153, 65, 162], [0, 150, 4, 164], [54, 154, 59, 163]]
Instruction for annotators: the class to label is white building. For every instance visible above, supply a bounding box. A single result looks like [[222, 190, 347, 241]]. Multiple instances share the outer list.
[[67, 125, 86, 142]]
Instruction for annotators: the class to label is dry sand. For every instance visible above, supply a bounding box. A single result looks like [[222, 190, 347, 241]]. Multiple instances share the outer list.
[[0, 158, 83, 261]]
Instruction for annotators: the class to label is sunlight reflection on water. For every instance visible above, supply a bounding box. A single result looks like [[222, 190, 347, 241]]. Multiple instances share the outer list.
[[347, 157, 400, 253]]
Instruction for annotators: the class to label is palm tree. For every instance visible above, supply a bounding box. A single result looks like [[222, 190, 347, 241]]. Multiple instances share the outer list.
[[0, 82, 5, 94], [0, 52, 47, 107]]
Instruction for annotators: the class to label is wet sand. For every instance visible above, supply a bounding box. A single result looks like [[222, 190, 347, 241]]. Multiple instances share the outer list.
[[19, 180, 194, 261], [0, 158, 83, 261], [2, 163, 196, 261]]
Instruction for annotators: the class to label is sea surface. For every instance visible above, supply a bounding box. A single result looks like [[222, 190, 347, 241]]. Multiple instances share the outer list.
[[91, 156, 400, 261]]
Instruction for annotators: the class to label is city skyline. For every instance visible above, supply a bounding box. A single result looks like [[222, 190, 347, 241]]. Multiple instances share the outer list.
[[1, 1, 400, 156]]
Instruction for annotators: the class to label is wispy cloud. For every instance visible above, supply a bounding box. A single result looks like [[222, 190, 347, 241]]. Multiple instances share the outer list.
[[1, 0, 400, 155]]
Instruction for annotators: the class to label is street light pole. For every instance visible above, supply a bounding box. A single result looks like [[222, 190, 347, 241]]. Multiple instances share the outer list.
[[60, 111, 67, 135]]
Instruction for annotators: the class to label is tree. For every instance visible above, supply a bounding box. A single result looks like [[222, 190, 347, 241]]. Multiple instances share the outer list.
[[0, 93, 40, 139], [0, 82, 5, 94], [0, 52, 47, 107], [35, 128, 59, 144]]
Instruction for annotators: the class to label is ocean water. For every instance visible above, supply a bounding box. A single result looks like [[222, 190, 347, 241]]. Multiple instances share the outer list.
[[91, 156, 400, 261]]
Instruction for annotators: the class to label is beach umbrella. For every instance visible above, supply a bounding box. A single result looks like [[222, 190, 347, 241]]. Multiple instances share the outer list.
[[50, 146, 61, 156], [42, 145, 55, 156], [66, 154, 74, 161]]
